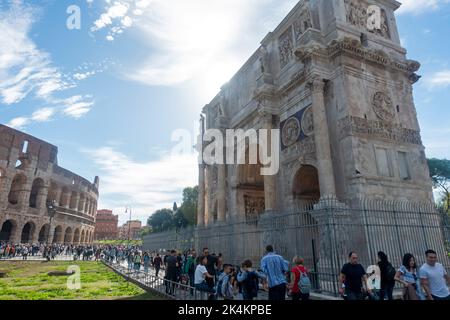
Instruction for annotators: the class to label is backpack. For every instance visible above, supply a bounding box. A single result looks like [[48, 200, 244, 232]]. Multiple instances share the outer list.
[[386, 263, 396, 281], [216, 274, 227, 298], [297, 267, 311, 294], [242, 271, 259, 298]]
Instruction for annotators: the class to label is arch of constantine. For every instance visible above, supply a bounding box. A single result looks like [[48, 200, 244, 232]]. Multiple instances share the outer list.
[[0, 124, 99, 245], [144, 0, 449, 293]]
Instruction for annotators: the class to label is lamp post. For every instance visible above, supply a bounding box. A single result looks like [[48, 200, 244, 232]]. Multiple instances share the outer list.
[[46, 200, 57, 245], [125, 207, 131, 242]]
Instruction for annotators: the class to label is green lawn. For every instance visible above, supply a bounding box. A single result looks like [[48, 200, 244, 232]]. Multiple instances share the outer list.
[[0, 261, 163, 300]]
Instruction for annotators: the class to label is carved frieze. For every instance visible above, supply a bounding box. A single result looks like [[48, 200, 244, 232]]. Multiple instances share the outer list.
[[294, 8, 312, 41], [278, 28, 294, 69], [301, 106, 314, 136], [344, 0, 390, 39], [244, 195, 265, 219], [282, 117, 301, 148], [338, 116, 422, 145], [372, 91, 395, 122]]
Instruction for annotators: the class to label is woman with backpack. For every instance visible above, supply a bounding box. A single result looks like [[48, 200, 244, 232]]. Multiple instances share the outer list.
[[288, 256, 311, 301], [377, 251, 396, 300]]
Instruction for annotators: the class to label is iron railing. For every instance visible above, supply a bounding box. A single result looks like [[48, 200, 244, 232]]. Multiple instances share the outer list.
[[143, 197, 450, 297]]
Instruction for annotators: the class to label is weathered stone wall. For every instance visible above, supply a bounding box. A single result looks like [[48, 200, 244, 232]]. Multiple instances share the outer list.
[[196, 0, 433, 227], [0, 124, 99, 244]]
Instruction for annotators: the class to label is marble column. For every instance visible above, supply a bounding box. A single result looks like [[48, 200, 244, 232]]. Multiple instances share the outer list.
[[53, 188, 62, 206], [204, 165, 212, 226], [18, 186, 31, 211], [11, 222, 21, 244], [70, 193, 80, 211], [262, 114, 277, 211], [36, 186, 49, 213], [197, 164, 206, 227], [308, 78, 336, 198], [217, 164, 227, 223]]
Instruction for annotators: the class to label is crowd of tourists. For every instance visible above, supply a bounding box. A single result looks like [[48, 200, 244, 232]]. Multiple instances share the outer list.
[[2, 240, 448, 301], [339, 249, 450, 301], [1, 242, 102, 261], [99, 244, 450, 301]]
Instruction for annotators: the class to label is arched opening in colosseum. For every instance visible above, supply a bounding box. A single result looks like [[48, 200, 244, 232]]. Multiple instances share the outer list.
[[292, 165, 320, 210], [47, 182, 59, 205], [237, 146, 265, 220], [38, 224, 50, 243], [0, 220, 16, 241], [8, 174, 27, 205], [64, 227, 73, 244], [73, 228, 80, 244], [59, 187, 70, 208], [80, 230, 85, 244], [69, 191, 78, 210], [29, 178, 45, 208], [21, 222, 36, 243], [52, 225, 63, 243]]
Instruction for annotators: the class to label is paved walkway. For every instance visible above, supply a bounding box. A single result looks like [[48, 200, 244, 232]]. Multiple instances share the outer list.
[[103, 259, 341, 300]]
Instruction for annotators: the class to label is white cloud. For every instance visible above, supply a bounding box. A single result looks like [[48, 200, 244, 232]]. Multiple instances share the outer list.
[[7, 117, 30, 130], [31, 107, 56, 122], [62, 95, 94, 119], [397, 0, 450, 15], [0, 2, 68, 105], [426, 70, 450, 89], [73, 71, 97, 80], [1, 1, 96, 128], [92, 0, 297, 101], [85, 146, 198, 224]]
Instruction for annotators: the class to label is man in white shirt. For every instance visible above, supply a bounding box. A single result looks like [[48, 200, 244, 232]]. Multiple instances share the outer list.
[[420, 250, 450, 300]]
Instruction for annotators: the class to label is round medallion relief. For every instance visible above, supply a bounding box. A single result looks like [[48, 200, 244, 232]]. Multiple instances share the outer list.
[[282, 117, 301, 147], [372, 92, 395, 122], [301, 106, 314, 136]]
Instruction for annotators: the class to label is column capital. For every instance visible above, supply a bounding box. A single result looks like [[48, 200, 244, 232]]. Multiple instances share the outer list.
[[307, 77, 326, 94]]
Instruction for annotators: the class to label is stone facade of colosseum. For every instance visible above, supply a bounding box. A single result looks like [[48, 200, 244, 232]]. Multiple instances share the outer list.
[[0, 124, 99, 245]]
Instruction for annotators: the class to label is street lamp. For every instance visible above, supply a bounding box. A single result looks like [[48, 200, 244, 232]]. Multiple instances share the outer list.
[[46, 200, 57, 245], [125, 207, 131, 242]]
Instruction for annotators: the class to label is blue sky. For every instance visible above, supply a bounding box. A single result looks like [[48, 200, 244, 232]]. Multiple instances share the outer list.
[[1, 0, 449, 224]]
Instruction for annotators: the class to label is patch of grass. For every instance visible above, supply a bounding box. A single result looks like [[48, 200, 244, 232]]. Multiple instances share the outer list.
[[0, 261, 162, 300]]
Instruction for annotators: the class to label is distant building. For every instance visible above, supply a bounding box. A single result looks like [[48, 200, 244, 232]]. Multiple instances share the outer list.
[[94, 209, 118, 241], [119, 220, 142, 240]]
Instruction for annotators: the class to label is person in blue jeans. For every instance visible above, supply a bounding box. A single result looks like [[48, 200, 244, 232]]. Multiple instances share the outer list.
[[260, 245, 289, 301], [143, 251, 151, 273], [194, 255, 216, 299]]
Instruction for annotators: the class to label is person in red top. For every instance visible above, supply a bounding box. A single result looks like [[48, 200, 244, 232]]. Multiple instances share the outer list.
[[288, 256, 310, 301]]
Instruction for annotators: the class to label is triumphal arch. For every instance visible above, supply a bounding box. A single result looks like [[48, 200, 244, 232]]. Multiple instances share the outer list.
[[144, 0, 449, 291]]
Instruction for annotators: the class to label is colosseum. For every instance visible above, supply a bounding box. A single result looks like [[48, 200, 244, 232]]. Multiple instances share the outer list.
[[0, 124, 99, 245]]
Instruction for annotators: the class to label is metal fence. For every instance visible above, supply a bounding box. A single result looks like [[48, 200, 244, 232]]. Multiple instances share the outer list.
[[102, 259, 212, 300], [143, 197, 450, 297]]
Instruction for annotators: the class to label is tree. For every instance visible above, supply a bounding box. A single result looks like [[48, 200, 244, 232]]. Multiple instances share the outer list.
[[172, 208, 188, 230], [179, 186, 198, 226], [147, 209, 174, 232], [428, 158, 450, 213]]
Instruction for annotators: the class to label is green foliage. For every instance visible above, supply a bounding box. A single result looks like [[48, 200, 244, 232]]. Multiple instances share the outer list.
[[428, 158, 450, 212], [147, 208, 174, 232], [179, 186, 198, 226], [0, 261, 162, 300], [145, 186, 199, 233]]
